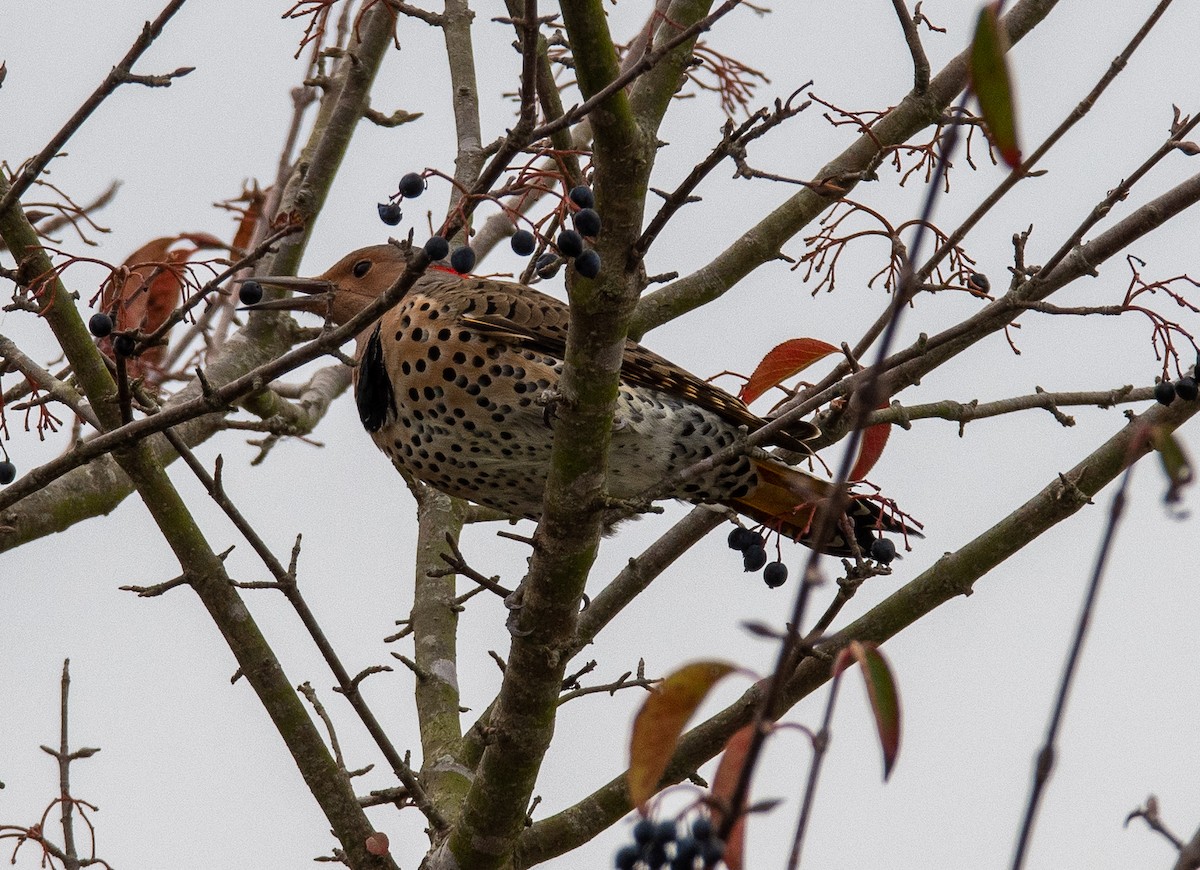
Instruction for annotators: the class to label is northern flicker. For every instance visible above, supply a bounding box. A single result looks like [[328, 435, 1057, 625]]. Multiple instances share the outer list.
[[252, 243, 910, 555]]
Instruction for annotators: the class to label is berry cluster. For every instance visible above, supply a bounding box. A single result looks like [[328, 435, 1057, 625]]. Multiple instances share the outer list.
[[1155, 362, 1200, 405], [419, 235, 476, 274], [727, 526, 788, 587], [614, 817, 725, 870], [563, 184, 602, 278], [88, 312, 137, 355], [377, 174, 601, 279], [728, 523, 898, 577], [510, 184, 602, 279], [377, 172, 425, 226]]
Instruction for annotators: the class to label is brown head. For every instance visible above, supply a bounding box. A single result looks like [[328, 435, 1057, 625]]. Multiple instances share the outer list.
[[243, 243, 410, 325]]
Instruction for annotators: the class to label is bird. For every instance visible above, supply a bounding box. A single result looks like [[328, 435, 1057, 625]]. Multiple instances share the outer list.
[[250, 242, 912, 555]]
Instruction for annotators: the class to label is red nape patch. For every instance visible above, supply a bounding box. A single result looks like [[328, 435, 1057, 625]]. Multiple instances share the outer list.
[[430, 264, 462, 277]]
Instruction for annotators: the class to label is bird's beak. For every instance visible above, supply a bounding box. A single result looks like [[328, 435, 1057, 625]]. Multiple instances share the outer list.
[[233, 276, 337, 314]]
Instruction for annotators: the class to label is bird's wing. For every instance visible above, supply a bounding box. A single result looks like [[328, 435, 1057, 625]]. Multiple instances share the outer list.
[[448, 277, 817, 447]]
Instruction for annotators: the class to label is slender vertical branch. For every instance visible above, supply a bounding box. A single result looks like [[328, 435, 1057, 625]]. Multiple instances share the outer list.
[[441, 0, 487, 229], [448, 4, 720, 868], [55, 660, 79, 869], [1010, 462, 1135, 870], [890, 0, 930, 93], [410, 492, 471, 823], [785, 669, 843, 870]]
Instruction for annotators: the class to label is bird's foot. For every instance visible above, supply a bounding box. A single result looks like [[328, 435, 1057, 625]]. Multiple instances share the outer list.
[[536, 388, 570, 428], [504, 583, 531, 637]]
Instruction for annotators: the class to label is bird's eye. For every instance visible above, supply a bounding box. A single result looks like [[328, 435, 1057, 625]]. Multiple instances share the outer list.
[[352, 259, 372, 278]]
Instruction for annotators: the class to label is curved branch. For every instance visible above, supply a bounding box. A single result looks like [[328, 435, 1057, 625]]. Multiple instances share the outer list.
[[628, 0, 1061, 339], [0, 0, 192, 214], [515, 397, 1200, 867]]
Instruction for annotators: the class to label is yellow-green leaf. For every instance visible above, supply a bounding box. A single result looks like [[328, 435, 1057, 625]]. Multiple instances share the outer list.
[[969, 3, 1022, 168], [628, 661, 736, 811], [1150, 425, 1193, 504]]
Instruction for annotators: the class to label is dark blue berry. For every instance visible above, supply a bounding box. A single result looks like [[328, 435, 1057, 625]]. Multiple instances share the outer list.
[[557, 229, 584, 258], [698, 837, 725, 864], [645, 843, 668, 869], [568, 185, 595, 209], [377, 201, 403, 226], [424, 236, 450, 260], [742, 544, 767, 572], [1176, 375, 1198, 401], [113, 335, 136, 357], [614, 843, 641, 870], [449, 246, 476, 274], [88, 312, 113, 338], [511, 229, 536, 256], [573, 207, 601, 237], [575, 249, 601, 279], [653, 821, 678, 844], [690, 817, 713, 841], [633, 818, 656, 845], [1155, 380, 1176, 405], [535, 253, 561, 279], [671, 836, 699, 869], [727, 527, 758, 551], [763, 561, 788, 588], [398, 172, 425, 198], [238, 281, 263, 306], [967, 272, 990, 293], [870, 537, 897, 565], [0, 460, 15, 485]]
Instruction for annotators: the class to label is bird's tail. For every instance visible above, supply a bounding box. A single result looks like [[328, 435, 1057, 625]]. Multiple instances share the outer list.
[[726, 456, 919, 556]]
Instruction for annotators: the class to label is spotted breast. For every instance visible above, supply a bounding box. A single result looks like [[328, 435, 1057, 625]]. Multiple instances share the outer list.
[[356, 270, 768, 525]]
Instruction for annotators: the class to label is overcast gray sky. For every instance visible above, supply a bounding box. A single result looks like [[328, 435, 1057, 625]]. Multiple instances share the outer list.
[[4, 2, 1200, 869]]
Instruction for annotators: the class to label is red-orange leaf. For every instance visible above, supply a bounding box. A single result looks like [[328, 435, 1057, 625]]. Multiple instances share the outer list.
[[849, 403, 892, 481], [98, 235, 223, 383], [628, 661, 736, 811], [229, 188, 267, 254], [739, 338, 838, 405], [834, 641, 901, 780], [969, 2, 1022, 168], [709, 724, 756, 870]]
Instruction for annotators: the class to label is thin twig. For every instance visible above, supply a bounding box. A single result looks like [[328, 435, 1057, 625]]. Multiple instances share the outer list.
[[889, 0, 930, 94], [0, 335, 100, 429], [157, 424, 448, 832], [136, 222, 303, 350], [1010, 460, 1137, 870], [0, 0, 193, 214], [717, 94, 969, 851], [530, 0, 744, 144], [1125, 796, 1185, 850], [785, 667, 843, 870], [0, 245, 435, 513]]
